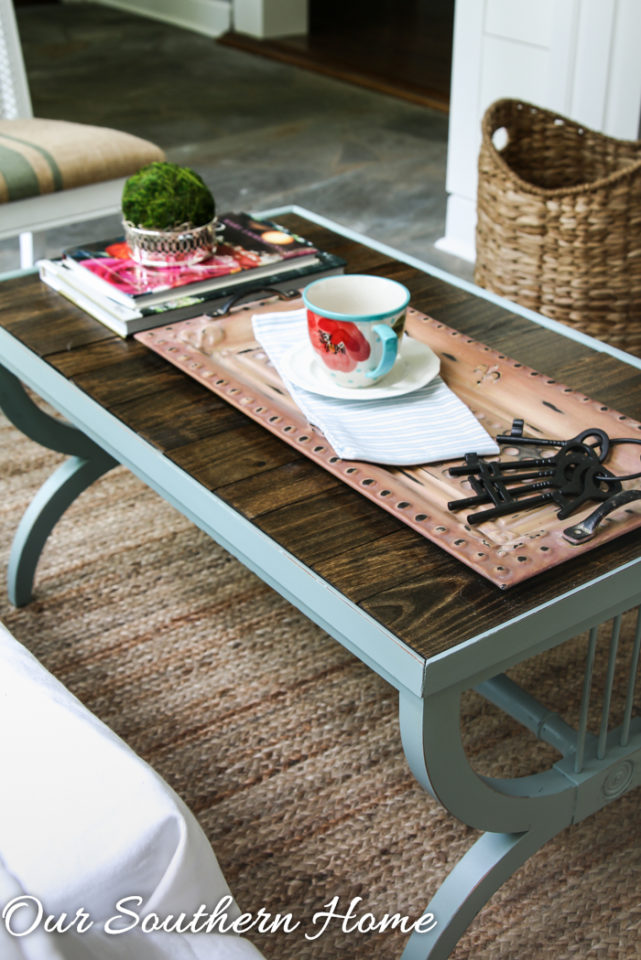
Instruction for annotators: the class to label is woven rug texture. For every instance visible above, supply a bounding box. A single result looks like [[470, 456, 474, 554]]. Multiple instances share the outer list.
[[1, 408, 640, 959]]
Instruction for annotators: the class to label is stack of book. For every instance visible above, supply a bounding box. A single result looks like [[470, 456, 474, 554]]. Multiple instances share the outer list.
[[39, 212, 346, 337]]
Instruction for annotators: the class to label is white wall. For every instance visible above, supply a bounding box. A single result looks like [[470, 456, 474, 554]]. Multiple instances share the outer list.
[[439, 0, 641, 263]]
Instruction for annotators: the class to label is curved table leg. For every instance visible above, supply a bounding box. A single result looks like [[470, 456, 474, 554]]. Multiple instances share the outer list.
[[0, 366, 117, 605], [398, 686, 577, 959], [8, 454, 115, 606], [398, 662, 641, 959], [400, 825, 556, 960]]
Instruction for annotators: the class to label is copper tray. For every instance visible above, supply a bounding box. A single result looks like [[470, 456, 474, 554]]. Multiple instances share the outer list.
[[136, 298, 641, 588]]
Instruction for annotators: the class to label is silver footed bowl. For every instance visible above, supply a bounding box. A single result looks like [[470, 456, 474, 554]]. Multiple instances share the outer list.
[[123, 218, 217, 267]]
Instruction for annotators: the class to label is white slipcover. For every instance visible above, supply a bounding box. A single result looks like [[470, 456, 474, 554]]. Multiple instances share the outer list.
[[0, 622, 265, 960]]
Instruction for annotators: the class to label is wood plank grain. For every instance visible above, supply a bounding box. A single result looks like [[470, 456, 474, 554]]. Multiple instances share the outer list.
[[112, 386, 249, 451], [312, 527, 444, 602], [0, 275, 116, 354], [215, 459, 342, 519], [169, 425, 300, 488], [48, 340, 186, 406], [252, 485, 402, 565]]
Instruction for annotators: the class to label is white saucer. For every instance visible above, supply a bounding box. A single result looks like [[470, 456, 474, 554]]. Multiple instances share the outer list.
[[280, 336, 440, 400]]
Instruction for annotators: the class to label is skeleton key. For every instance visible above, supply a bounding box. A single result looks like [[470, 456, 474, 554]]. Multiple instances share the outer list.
[[465, 491, 559, 525], [495, 427, 611, 460]]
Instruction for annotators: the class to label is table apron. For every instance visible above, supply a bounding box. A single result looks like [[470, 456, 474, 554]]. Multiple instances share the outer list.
[[423, 559, 641, 696]]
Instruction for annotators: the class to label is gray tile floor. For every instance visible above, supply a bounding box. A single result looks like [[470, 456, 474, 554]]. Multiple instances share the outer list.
[[4, 3, 473, 281]]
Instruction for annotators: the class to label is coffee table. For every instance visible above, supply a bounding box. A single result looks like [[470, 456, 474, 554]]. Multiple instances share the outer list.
[[1, 208, 641, 959]]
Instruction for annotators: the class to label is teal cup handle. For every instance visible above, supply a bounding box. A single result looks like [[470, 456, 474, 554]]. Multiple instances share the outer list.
[[366, 323, 398, 380]]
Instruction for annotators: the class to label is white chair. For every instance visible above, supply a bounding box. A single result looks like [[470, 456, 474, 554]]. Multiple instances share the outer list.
[[0, 0, 165, 267], [0, 620, 266, 959]]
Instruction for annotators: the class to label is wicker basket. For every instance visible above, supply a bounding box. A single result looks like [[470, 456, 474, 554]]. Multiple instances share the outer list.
[[474, 99, 641, 357]]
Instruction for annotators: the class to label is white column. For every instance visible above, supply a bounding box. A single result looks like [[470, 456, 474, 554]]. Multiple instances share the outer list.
[[232, 0, 308, 38], [439, 0, 641, 263]]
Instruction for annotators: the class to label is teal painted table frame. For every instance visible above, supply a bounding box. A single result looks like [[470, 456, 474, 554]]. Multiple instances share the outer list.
[[2, 208, 641, 958]]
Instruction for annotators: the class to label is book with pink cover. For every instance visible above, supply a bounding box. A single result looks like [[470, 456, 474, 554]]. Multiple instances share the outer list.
[[39, 250, 346, 338], [61, 212, 320, 308]]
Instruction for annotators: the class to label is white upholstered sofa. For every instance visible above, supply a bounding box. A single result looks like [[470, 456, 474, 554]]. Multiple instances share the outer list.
[[0, 620, 266, 960]]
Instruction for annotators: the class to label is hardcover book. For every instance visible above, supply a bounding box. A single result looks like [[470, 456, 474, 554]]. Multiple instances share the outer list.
[[61, 213, 322, 308], [39, 250, 346, 338]]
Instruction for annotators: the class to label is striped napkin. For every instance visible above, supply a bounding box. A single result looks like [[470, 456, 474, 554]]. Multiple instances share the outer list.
[[252, 309, 499, 465]]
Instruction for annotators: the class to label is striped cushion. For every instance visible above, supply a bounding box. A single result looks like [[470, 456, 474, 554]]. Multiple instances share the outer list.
[[0, 117, 165, 202]]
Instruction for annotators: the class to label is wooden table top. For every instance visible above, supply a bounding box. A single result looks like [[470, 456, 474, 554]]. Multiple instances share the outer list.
[[2, 213, 641, 663]]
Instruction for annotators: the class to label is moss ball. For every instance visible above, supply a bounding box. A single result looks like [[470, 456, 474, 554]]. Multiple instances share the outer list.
[[122, 161, 215, 230]]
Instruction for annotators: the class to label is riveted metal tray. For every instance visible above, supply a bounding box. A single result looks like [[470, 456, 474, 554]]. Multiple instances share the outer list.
[[136, 298, 641, 588]]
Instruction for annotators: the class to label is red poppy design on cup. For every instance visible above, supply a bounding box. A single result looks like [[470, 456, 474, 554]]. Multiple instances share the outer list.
[[307, 313, 371, 372]]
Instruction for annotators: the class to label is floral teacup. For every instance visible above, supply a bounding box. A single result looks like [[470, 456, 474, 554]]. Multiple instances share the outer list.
[[302, 274, 410, 388]]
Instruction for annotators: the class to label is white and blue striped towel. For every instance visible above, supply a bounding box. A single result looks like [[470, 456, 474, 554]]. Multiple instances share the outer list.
[[252, 309, 499, 465]]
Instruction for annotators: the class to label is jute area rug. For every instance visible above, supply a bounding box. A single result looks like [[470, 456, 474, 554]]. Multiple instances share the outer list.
[[1, 408, 640, 960]]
